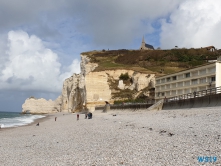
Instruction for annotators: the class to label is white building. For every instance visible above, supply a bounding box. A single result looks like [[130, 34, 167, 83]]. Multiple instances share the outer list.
[[155, 57, 221, 101]]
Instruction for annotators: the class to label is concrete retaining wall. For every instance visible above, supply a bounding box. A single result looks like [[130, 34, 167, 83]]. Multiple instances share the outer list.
[[163, 93, 221, 110]]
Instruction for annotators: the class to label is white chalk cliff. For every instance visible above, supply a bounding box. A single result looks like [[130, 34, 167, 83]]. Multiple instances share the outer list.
[[22, 54, 155, 114]]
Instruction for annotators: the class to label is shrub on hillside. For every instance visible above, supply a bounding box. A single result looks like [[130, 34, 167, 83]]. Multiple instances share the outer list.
[[119, 73, 129, 80]]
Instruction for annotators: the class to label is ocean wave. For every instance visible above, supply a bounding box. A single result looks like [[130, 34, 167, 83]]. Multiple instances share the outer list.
[[0, 114, 45, 128]]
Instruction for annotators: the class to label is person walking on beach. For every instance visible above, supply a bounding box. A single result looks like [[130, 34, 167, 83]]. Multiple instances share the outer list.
[[77, 114, 79, 120], [85, 113, 87, 119], [55, 117, 57, 121], [103, 101, 110, 113]]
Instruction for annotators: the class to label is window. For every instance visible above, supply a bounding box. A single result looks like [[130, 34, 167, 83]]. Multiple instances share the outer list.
[[185, 81, 190, 86], [185, 89, 190, 93], [172, 90, 176, 95], [191, 79, 198, 85], [172, 83, 176, 88], [178, 75, 183, 79], [200, 78, 206, 84], [192, 71, 198, 77], [208, 67, 215, 73], [166, 77, 171, 82], [178, 89, 183, 95], [185, 73, 190, 78], [199, 69, 206, 75], [162, 92, 165, 96], [172, 76, 177, 80], [211, 76, 216, 82], [166, 91, 170, 96], [166, 84, 170, 89], [178, 82, 183, 87]]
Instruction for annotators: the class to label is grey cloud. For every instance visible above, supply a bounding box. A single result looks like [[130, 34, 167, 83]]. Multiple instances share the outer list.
[[6, 75, 34, 85], [0, 0, 181, 48]]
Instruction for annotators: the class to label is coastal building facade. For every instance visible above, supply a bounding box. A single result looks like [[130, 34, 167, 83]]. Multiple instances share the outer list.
[[155, 58, 221, 101], [140, 36, 154, 50]]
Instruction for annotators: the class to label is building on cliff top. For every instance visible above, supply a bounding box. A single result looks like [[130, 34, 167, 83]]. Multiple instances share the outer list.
[[140, 36, 154, 50], [203, 46, 216, 52]]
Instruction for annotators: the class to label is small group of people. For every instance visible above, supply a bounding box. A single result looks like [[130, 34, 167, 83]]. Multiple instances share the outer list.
[[76, 112, 93, 120]]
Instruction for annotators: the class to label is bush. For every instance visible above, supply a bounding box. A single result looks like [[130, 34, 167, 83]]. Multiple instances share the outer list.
[[119, 73, 129, 80]]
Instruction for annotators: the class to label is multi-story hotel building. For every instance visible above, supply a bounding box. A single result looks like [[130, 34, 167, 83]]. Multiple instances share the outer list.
[[155, 57, 221, 101]]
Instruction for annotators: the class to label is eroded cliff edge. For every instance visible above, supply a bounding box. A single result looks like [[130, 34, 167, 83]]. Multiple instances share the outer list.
[[22, 54, 155, 114]]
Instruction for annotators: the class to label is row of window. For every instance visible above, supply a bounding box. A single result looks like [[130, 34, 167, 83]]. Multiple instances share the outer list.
[[157, 77, 215, 90], [156, 67, 216, 84], [157, 86, 213, 97]]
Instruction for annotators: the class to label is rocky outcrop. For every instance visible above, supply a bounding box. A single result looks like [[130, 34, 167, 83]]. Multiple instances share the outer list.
[[22, 96, 62, 114], [61, 74, 86, 112]]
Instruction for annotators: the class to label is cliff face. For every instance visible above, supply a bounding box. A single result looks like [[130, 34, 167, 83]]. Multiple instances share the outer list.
[[61, 55, 155, 112], [61, 74, 86, 112], [22, 54, 155, 114]]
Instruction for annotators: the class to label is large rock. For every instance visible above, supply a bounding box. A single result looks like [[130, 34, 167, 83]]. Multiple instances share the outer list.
[[132, 73, 155, 91], [61, 74, 86, 112], [22, 96, 62, 114], [118, 80, 125, 90]]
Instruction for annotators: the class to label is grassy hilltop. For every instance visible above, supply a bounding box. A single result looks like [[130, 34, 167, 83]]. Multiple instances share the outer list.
[[82, 48, 219, 76]]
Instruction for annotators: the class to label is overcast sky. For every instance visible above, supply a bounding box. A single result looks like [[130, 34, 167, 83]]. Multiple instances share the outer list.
[[1, 0, 221, 112]]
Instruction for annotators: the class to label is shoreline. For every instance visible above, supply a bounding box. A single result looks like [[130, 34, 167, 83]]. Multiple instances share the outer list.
[[0, 113, 53, 132]]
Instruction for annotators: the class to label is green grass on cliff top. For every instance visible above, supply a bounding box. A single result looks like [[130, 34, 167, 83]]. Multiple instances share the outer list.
[[82, 49, 219, 76]]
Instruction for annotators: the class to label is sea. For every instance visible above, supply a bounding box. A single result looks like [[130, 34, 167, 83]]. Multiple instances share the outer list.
[[0, 111, 45, 128]]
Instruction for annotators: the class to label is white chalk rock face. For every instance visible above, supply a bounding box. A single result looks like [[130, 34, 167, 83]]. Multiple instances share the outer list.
[[22, 96, 62, 114], [131, 73, 155, 91], [85, 71, 112, 112], [61, 73, 86, 113], [118, 80, 125, 90]]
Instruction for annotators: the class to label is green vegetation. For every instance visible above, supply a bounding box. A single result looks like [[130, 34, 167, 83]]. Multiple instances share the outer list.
[[82, 48, 219, 75], [119, 73, 129, 80]]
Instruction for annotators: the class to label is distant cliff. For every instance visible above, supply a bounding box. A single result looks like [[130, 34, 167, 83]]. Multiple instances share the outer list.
[[22, 96, 62, 114], [22, 52, 155, 114]]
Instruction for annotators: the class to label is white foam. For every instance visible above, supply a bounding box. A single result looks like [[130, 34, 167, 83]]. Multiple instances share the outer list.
[[0, 115, 45, 128]]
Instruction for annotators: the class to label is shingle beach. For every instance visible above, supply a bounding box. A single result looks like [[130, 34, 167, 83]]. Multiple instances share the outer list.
[[1, 107, 221, 166]]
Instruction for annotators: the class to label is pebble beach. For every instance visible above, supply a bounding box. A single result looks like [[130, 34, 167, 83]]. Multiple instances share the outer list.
[[0, 107, 221, 166]]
